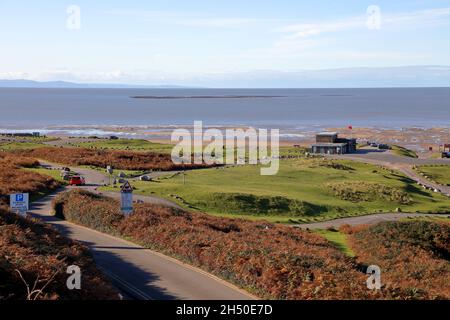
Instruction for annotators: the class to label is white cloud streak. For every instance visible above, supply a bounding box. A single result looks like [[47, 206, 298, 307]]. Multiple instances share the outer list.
[[104, 10, 277, 28], [277, 6, 450, 40]]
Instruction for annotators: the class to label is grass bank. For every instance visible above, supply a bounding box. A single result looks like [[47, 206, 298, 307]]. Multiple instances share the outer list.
[[101, 158, 450, 223], [392, 145, 418, 158], [74, 138, 173, 154], [415, 165, 450, 186]]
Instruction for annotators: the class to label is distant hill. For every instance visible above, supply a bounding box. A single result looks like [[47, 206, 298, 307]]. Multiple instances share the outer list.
[[2, 66, 450, 88], [0, 79, 191, 89]]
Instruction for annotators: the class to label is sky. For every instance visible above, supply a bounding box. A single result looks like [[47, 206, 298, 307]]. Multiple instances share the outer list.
[[1, 0, 450, 86]]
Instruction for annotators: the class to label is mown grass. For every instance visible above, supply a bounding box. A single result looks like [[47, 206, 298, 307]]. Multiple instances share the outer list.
[[415, 165, 450, 186], [101, 158, 450, 223], [74, 138, 174, 154], [391, 145, 418, 158]]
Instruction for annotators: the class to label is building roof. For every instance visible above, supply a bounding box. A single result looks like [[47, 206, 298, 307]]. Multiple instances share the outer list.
[[311, 143, 348, 147], [317, 132, 338, 136]]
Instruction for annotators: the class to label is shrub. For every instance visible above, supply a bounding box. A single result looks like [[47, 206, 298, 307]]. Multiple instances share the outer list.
[[327, 181, 412, 204], [16, 147, 212, 171], [346, 221, 450, 299], [54, 190, 382, 300], [0, 154, 60, 205], [203, 193, 327, 216], [0, 207, 118, 300]]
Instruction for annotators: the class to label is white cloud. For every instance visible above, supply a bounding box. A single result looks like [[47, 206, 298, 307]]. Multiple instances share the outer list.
[[277, 6, 450, 40], [262, 6, 450, 62], [104, 10, 276, 28]]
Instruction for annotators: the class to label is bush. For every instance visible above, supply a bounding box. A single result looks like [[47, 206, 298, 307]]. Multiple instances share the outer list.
[[345, 221, 450, 299], [54, 190, 382, 300], [0, 207, 118, 300], [327, 181, 412, 204], [16, 147, 212, 171], [203, 193, 327, 216], [0, 154, 60, 205]]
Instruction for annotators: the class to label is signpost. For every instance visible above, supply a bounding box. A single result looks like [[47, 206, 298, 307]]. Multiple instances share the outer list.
[[120, 181, 133, 215], [106, 166, 114, 185], [10, 193, 29, 216]]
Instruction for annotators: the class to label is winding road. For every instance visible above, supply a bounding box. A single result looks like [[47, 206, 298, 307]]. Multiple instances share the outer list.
[[31, 162, 255, 300], [332, 150, 450, 195], [27, 153, 448, 298]]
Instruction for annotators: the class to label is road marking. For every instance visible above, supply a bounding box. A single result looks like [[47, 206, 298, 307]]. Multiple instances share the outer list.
[[97, 266, 154, 300]]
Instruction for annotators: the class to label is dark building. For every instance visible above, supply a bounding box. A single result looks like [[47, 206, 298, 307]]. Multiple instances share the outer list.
[[311, 132, 356, 155]]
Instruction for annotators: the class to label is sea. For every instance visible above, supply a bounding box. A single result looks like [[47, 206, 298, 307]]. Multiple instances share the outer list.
[[0, 87, 449, 138]]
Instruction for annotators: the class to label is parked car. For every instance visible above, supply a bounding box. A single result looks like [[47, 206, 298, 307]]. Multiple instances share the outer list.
[[69, 176, 86, 186], [61, 172, 72, 181], [378, 144, 390, 150], [140, 175, 151, 181], [442, 152, 450, 159]]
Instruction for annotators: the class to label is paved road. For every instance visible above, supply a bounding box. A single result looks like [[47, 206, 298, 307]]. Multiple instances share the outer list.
[[290, 150, 450, 229], [39, 160, 182, 209], [40, 157, 449, 230], [332, 150, 450, 195], [28, 190, 255, 300]]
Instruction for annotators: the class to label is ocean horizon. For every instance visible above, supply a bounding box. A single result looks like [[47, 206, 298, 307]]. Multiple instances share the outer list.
[[0, 88, 449, 133]]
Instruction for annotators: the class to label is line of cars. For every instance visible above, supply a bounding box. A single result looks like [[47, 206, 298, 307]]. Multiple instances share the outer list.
[[367, 142, 391, 150], [60, 167, 86, 186]]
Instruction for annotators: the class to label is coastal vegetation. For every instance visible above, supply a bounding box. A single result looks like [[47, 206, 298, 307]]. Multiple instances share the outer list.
[[0, 153, 60, 204], [343, 220, 450, 299], [52, 190, 372, 300], [16, 147, 211, 171], [53, 190, 449, 300], [74, 138, 173, 154], [0, 206, 118, 300]]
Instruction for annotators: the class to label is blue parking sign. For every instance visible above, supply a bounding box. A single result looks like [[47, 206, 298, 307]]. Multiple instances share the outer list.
[[10, 193, 29, 216]]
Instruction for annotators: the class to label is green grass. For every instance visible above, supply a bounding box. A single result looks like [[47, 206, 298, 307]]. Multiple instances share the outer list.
[[391, 145, 418, 158], [279, 146, 307, 158], [415, 165, 450, 186], [80, 165, 147, 178], [100, 158, 450, 223], [0, 141, 47, 150], [74, 139, 173, 154], [314, 229, 355, 257], [400, 215, 450, 224], [24, 168, 68, 184]]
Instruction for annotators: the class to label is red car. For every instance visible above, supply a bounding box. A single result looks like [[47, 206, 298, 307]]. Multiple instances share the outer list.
[[69, 176, 86, 186]]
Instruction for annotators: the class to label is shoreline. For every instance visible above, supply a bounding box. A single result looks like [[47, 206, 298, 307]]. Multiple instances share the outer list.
[[1, 125, 449, 154]]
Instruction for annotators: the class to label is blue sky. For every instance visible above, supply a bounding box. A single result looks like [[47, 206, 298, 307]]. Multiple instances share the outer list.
[[1, 0, 450, 86]]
